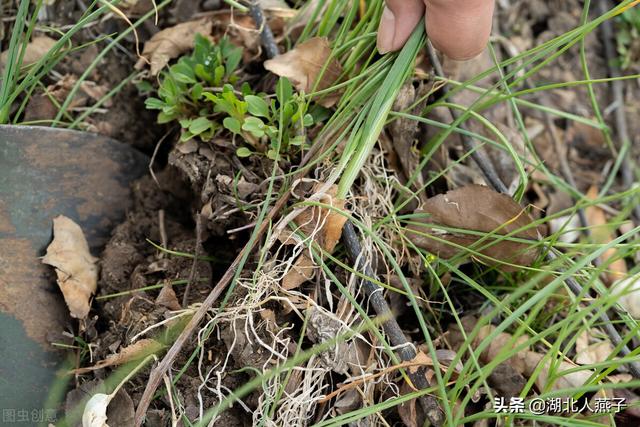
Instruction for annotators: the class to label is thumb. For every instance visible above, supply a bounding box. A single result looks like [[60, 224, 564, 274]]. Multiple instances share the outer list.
[[377, 0, 425, 54], [425, 0, 495, 60]]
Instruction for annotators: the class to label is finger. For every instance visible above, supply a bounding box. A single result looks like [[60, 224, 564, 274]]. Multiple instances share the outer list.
[[425, 0, 495, 60], [377, 0, 425, 54]]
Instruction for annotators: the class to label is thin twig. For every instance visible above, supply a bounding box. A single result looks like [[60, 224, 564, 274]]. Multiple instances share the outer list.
[[247, 0, 279, 59], [342, 222, 444, 426], [427, 43, 640, 379], [149, 130, 172, 187], [158, 209, 168, 257]]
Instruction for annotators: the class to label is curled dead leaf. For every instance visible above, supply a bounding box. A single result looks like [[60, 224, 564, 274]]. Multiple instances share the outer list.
[[264, 37, 342, 107], [407, 185, 540, 270], [281, 184, 347, 290], [42, 215, 98, 319], [282, 253, 316, 291], [135, 18, 212, 75], [72, 339, 162, 374], [155, 282, 181, 311], [448, 319, 594, 393]]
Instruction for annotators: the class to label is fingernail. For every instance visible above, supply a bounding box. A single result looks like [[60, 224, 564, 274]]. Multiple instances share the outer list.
[[377, 6, 396, 54]]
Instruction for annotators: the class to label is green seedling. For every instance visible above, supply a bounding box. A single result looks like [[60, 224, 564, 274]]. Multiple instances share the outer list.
[[145, 35, 313, 159]]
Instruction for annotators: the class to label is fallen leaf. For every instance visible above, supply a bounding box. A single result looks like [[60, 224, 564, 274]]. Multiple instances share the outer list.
[[72, 339, 162, 374], [398, 382, 420, 427], [0, 36, 57, 69], [575, 331, 614, 365], [25, 74, 87, 121], [449, 318, 594, 393], [42, 215, 98, 319], [264, 37, 342, 107], [529, 353, 594, 393], [407, 185, 540, 270], [407, 351, 434, 375], [135, 18, 212, 75], [585, 186, 628, 284], [156, 283, 181, 310], [281, 184, 347, 289], [282, 253, 316, 290], [612, 274, 640, 318], [80, 81, 111, 106]]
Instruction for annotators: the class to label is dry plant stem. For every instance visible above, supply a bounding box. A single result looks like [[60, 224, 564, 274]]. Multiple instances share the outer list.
[[342, 221, 445, 427], [158, 209, 168, 255], [598, 0, 640, 222], [426, 45, 640, 378], [149, 130, 172, 186], [248, 0, 279, 59]]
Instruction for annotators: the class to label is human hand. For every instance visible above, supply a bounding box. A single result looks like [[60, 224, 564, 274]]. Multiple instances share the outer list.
[[377, 0, 495, 60]]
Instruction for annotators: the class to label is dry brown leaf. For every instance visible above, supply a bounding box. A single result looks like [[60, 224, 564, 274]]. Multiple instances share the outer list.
[[42, 215, 98, 319], [72, 339, 162, 374], [0, 36, 56, 69], [264, 37, 342, 107], [281, 184, 347, 289], [135, 18, 212, 75], [155, 283, 181, 310], [24, 74, 81, 121], [80, 81, 111, 106], [407, 185, 540, 270], [585, 186, 627, 284], [523, 351, 594, 392], [575, 331, 614, 365], [398, 382, 420, 427], [408, 351, 434, 375], [473, 324, 531, 374], [449, 319, 594, 393], [282, 253, 316, 290]]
